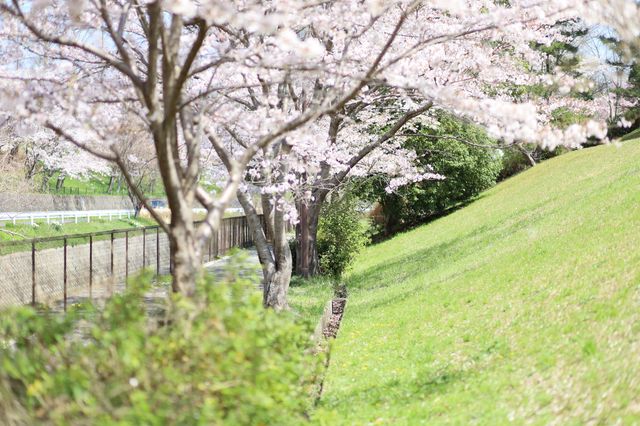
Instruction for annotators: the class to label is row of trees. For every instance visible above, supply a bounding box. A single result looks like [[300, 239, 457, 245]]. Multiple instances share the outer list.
[[1, 0, 638, 309]]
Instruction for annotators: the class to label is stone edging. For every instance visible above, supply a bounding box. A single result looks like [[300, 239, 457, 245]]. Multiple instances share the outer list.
[[312, 297, 347, 343]]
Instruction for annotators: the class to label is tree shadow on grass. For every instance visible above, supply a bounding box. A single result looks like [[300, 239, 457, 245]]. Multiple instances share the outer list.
[[323, 363, 475, 416], [348, 196, 561, 301]]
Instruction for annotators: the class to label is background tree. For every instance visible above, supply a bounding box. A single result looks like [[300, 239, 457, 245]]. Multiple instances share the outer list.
[[0, 0, 354, 296], [363, 111, 502, 236]]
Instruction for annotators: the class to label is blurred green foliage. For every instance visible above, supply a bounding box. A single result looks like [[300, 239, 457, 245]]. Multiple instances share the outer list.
[[364, 112, 502, 235], [0, 265, 321, 425], [317, 193, 370, 279]]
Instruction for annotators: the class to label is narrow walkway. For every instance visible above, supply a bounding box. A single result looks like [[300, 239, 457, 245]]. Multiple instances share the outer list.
[[204, 247, 262, 289], [43, 248, 262, 313]]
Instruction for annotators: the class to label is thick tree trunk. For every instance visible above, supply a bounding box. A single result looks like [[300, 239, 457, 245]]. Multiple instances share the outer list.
[[295, 195, 324, 277], [168, 221, 200, 295], [263, 266, 291, 310]]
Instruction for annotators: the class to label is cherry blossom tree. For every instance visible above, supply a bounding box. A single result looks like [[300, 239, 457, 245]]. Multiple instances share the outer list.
[[0, 0, 365, 295], [212, 1, 631, 284]]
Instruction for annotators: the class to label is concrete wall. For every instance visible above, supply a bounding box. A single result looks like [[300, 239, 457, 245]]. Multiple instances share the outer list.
[[0, 216, 254, 308], [0, 232, 171, 308], [0, 193, 133, 212]]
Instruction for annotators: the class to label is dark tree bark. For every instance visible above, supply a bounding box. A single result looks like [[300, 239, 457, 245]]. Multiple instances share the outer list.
[[40, 169, 55, 192], [55, 173, 65, 190], [295, 195, 324, 277]]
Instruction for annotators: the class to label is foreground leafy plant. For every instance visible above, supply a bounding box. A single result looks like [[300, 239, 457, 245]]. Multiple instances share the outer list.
[[0, 266, 321, 425]]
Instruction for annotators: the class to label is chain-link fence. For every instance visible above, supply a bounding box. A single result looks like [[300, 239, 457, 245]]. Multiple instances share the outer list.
[[0, 216, 256, 310]]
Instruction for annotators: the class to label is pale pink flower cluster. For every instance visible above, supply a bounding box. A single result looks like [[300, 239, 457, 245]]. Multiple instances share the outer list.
[[0, 0, 637, 213]]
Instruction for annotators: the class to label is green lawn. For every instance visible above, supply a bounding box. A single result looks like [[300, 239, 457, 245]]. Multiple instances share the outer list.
[[289, 276, 335, 322], [312, 140, 640, 424], [44, 172, 219, 197], [46, 172, 166, 197]]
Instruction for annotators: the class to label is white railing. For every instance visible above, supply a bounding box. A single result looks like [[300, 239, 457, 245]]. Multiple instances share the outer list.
[[0, 209, 136, 225]]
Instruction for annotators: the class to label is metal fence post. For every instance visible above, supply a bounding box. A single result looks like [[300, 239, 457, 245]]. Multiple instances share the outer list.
[[142, 228, 146, 267], [63, 238, 68, 312], [89, 235, 93, 299], [125, 230, 129, 283], [110, 231, 114, 277], [31, 241, 36, 306], [156, 227, 160, 276]]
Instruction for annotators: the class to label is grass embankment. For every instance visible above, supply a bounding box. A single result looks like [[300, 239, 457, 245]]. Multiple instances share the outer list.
[[312, 140, 640, 424], [46, 172, 166, 196], [289, 277, 335, 321], [621, 127, 640, 141]]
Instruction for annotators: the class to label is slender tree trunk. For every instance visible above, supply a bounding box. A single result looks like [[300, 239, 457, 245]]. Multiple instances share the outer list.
[[40, 169, 54, 192], [107, 175, 115, 193], [517, 144, 537, 167], [238, 191, 291, 310], [56, 174, 65, 190], [265, 202, 292, 309], [7, 144, 19, 160], [24, 151, 39, 180], [298, 202, 310, 277]]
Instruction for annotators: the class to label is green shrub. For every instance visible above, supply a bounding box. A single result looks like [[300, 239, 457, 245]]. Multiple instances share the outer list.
[[0, 263, 320, 425], [317, 194, 370, 279], [364, 111, 502, 235]]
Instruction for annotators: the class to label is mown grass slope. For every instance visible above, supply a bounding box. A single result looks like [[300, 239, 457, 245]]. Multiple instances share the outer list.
[[315, 140, 640, 425]]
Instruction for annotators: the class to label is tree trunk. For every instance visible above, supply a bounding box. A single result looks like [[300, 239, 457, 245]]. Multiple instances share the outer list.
[[107, 175, 115, 193], [56, 174, 65, 190], [7, 144, 19, 160], [295, 194, 324, 277], [168, 220, 199, 295], [40, 169, 54, 192], [24, 150, 40, 180], [516, 144, 537, 167], [238, 191, 291, 311], [263, 266, 291, 310], [298, 202, 310, 278], [265, 200, 292, 310]]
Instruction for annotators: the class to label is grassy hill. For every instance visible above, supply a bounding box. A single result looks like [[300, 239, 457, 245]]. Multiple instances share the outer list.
[[314, 140, 640, 424], [622, 127, 640, 141]]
